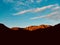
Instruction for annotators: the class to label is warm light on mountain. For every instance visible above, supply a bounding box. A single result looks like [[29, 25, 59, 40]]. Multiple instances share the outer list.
[[11, 27, 20, 30], [0, 23, 60, 32], [25, 25, 51, 31]]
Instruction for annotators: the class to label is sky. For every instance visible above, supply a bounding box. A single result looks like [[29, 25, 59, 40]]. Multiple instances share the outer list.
[[0, 0, 60, 28]]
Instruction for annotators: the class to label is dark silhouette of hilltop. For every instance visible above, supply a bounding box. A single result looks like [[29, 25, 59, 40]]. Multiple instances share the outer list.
[[0, 23, 59, 33], [0, 23, 60, 33], [0, 23, 30, 33], [34, 23, 60, 32], [0, 23, 60, 44], [0, 23, 11, 32]]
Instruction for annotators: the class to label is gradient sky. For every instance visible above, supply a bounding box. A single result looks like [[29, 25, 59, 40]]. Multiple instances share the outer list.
[[0, 0, 60, 28]]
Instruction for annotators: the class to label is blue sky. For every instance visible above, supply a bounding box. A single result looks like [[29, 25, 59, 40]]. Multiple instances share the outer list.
[[0, 0, 60, 28]]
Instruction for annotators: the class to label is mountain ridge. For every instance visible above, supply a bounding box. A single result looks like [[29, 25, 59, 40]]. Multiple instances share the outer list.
[[25, 24, 51, 31], [0, 23, 60, 32]]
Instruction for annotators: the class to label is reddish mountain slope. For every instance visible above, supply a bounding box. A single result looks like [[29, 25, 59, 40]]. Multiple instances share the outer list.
[[11, 27, 21, 30], [25, 25, 51, 31], [0, 23, 60, 32]]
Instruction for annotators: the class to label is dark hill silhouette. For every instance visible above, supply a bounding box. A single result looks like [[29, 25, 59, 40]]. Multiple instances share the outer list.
[[0, 23, 60, 44], [35, 24, 60, 32], [0, 23, 60, 33], [52, 23, 60, 32], [0, 23, 30, 33], [0, 23, 11, 32]]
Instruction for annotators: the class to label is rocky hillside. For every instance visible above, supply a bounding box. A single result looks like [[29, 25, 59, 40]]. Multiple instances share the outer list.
[[25, 25, 51, 31], [0, 23, 60, 32]]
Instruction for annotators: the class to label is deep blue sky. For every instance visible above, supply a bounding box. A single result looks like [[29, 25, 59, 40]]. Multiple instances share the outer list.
[[0, 0, 60, 28]]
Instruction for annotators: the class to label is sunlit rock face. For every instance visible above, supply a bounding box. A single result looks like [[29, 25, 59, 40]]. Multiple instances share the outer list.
[[39, 25, 51, 29], [25, 25, 51, 31], [11, 27, 21, 30], [25, 26, 38, 31]]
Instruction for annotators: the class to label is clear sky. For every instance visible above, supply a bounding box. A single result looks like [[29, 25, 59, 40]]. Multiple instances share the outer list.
[[0, 0, 60, 28]]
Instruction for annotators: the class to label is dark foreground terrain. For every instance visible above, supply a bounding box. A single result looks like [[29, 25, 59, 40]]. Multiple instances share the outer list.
[[0, 23, 60, 44]]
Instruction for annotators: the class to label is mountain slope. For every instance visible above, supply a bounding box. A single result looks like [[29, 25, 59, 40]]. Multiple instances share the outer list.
[[25, 25, 51, 31], [0, 23, 11, 32], [0, 23, 60, 32]]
